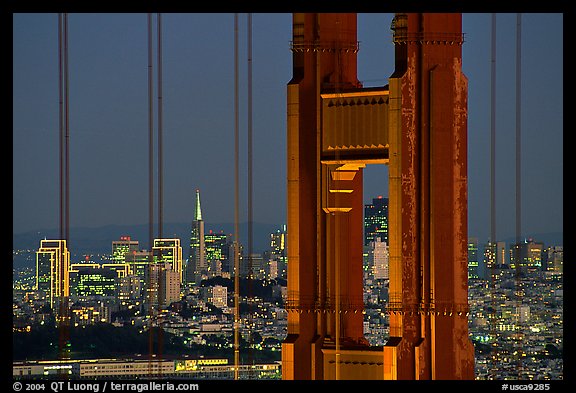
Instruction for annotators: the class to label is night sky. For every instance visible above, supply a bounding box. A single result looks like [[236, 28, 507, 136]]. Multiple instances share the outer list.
[[12, 13, 563, 247]]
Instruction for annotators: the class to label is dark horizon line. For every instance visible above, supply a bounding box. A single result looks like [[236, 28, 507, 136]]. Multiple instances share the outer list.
[[13, 222, 562, 246]]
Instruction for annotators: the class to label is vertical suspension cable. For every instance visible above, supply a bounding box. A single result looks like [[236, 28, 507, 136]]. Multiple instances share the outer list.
[[233, 12, 240, 381], [148, 13, 155, 252], [157, 13, 163, 240], [490, 13, 496, 248], [64, 12, 70, 246], [489, 12, 497, 379], [57, 12, 71, 365], [64, 11, 71, 359], [247, 12, 254, 377], [156, 13, 164, 373], [57, 15, 65, 362], [58, 13, 64, 242], [515, 14, 522, 266], [147, 12, 155, 376], [515, 12, 523, 378]]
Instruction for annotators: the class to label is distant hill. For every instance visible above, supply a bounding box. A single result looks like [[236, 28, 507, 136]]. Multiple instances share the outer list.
[[13, 225, 561, 270], [12, 221, 284, 269], [501, 232, 563, 248]]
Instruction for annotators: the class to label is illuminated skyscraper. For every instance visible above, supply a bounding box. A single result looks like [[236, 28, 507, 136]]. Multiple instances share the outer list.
[[205, 230, 229, 277], [515, 238, 544, 270], [153, 238, 183, 282], [484, 241, 497, 270], [545, 246, 563, 272], [111, 236, 139, 264], [370, 237, 389, 280], [483, 239, 544, 272], [126, 250, 152, 289], [146, 239, 183, 309], [269, 225, 287, 279], [117, 274, 142, 302], [188, 189, 206, 285], [510, 242, 521, 270], [70, 264, 117, 298], [528, 240, 544, 269], [364, 196, 388, 246], [468, 237, 479, 279], [270, 225, 287, 259], [36, 239, 70, 310], [162, 268, 181, 306], [497, 241, 508, 267], [205, 284, 228, 309], [145, 262, 179, 310]]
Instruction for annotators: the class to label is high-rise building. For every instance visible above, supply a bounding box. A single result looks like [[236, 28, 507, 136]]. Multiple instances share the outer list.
[[144, 263, 181, 310], [242, 253, 264, 279], [153, 238, 183, 282], [101, 263, 130, 279], [468, 237, 479, 279], [370, 238, 389, 280], [117, 274, 142, 302], [268, 225, 287, 279], [219, 234, 234, 274], [545, 246, 563, 272], [228, 242, 243, 277], [496, 241, 508, 267], [510, 238, 544, 270], [364, 196, 388, 246], [210, 285, 228, 309], [126, 250, 152, 290], [146, 239, 183, 309], [162, 268, 181, 306], [70, 264, 117, 298], [517, 305, 530, 324], [111, 236, 139, 264], [509, 242, 521, 270], [204, 230, 229, 278], [188, 189, 206, 285], [268, 259, 279, 280], [483, 241, 497, 272], [521, 239, 544, 270], [36, 239, 70, 310], [270, 225, 287, 259]]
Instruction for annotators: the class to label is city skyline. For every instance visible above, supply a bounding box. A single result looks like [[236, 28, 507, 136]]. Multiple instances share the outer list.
[[10, 10, 566, 384], [13, 206, 564, 380], [13, 13, 563, 246]]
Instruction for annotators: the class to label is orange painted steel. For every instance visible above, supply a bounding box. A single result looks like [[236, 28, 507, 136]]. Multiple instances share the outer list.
[[282, 13, 474, 380]]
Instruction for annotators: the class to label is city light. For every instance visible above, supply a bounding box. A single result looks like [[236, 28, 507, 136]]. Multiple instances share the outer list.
[[12, 11, 563, 382]]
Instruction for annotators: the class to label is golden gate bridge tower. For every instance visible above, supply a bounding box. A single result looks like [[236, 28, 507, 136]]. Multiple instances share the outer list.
[[281, 12, 475, 380]]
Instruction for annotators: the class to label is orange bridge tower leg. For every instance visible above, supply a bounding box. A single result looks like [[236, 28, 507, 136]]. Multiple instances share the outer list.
[[384, 13, 475, 380], [282, 13, 475, 380], [281, 13, 366, 380]]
